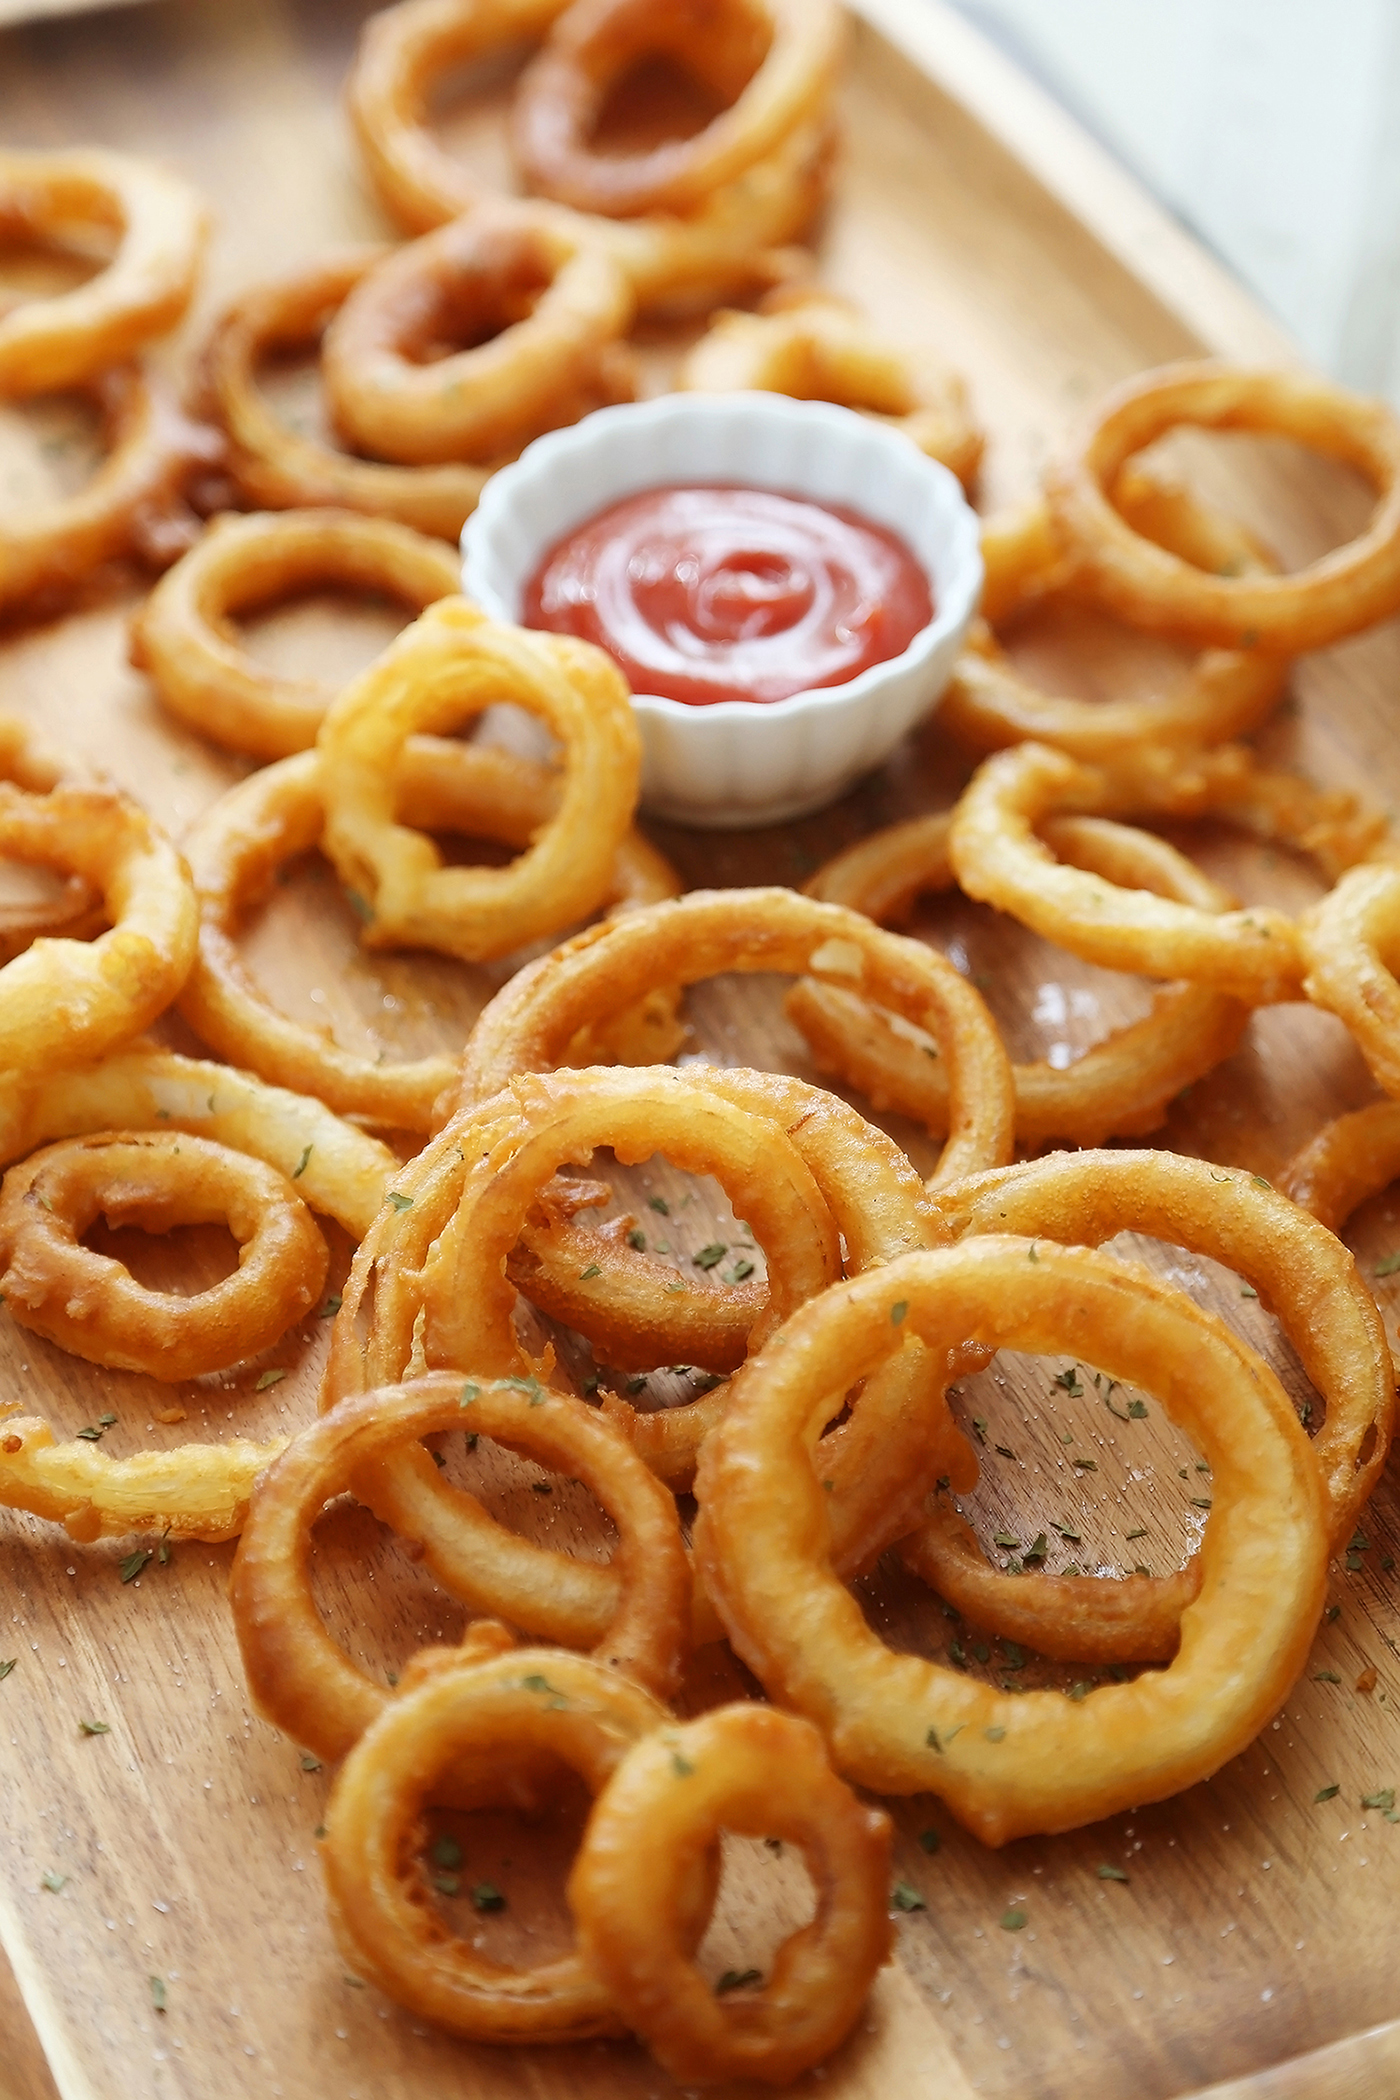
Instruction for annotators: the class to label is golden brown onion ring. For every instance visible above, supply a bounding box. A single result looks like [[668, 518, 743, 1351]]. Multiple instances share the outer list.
[[1047, 361, 1400, 653], [570, 1703, 892, 2087], [679, 287, 983, 488], [694, 1238, 1327, 1844], [1299, 859, 1400, 1099], [0, 1132, 326, 1379], [317, 596, 641, 963], [321, 201, 636, 466], [321, 1642, 671, 2041], [129, 508, 462, 761], [1279, 1100, 1400, 1235], [0, 147, 205, 394], [512, 0, 844, 219], [230, 1373, 690, 1762], [0, 1412, 286, 1545], [197, 249, 500, 536], [456, 886, 1015, 1187], [789, 810, 1250, 1148]]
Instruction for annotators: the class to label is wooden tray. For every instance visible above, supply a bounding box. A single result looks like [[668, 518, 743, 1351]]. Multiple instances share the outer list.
[[3, 4, 1400, 2096]]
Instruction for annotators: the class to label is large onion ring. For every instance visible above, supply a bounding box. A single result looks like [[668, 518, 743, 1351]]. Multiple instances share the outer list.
[[0, 782, 197, 1075], [1046, 361, 1400, 653], [678, 287, 983, 487], [129, 508, 462, 760], [457, 886, 1015, 1186], [316, 596, 641, 962], [321, 201, 635, 466], [0, 148, 205, 394], [1299, 859, 1400, 1099], [695, 1238, 1327, 1844], [197, 249, 499, 537], [948, 740, 1388, 1004], [0, 1131, 327, 1379], [511, 0, 844, 219], [230, 1373, 690, 1760], [320, 1642, 670, 2042], [789, 810, 1250, 1147], [570, 1703, 892, 2087]]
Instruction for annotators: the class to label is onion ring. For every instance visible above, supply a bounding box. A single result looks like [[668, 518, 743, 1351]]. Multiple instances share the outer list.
[[679, 287, 983, 488], [0, 713, 105, 960], [0, 1131, 327, 1379], [1298, 858, 1400, 1099], [0, 781, 197, 1075], [230, 1372, 690, 1761], [0, 1046, 396, 1240], [0, 1411, 286, 1545], [694, 1237, 1327, 1844], [570, 1703, 892, 2087], [789, 810, 1251, 1147], [0, 365, 220, 613], [1046, 360, 1400, 653], [129, 508, 462, 761], [316, 596, 641, 963], [948, 740, 1388, 1004], [197, 249, 499, 537], [320, 1640, 671, 2041], [0, 147, 206, 394], [346, 0, 832, 310], [1279, 1100, 1400, 1235], [321, 201, 636, 466], [511, 0, 844, 219], [456, 886, 1015, 1186]]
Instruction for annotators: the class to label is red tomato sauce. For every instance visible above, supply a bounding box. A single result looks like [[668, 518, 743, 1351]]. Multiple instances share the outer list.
[[520, 483, 933, 706]]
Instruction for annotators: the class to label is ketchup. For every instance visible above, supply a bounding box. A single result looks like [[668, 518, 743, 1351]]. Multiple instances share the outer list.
[[521, 483, 933, 706]]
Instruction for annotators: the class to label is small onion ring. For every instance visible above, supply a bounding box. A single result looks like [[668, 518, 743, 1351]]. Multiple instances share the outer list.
[[570, 1703, 892, 2088], [694, 1238, 1327, 1844], [0, 1131, 327, 1380], [678, 287, 983, 487], [320, 201, 636, 466], [456, 886, 1015, 1187], [788, 810, 1250, 1148], [0, 365, 220, 613], [320, 1642, 671, 2042], [129, 508, 463, 760], [511, 0, 844, 220], [0, 713, 103, 960], [0, 1412, 286, 1545], [0, 1046, 397, 1240], [0, 781, 197, 1076], [197, 249, 499, 537], [1279, 1100, 1400, 1235], [1299, 858, 1400, 1099], [316, 596, 641, 963], [346, 0, 831, 311], [1046, 360, 1400, 653], [948, 740, 1388, 1004], [912, 1149, 1393, 1654], [0, 147, 206, 395], [230, 1373, 690, 1760]]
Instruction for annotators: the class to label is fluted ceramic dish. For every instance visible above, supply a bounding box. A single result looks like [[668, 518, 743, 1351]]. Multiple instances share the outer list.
[[462, 391, 983, 827]]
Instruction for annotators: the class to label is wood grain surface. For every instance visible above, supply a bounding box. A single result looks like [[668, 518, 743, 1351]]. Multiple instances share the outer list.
[[2, 3, 1399, 2097]]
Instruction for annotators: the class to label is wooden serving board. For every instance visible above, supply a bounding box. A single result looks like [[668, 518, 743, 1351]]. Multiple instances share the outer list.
[[3, 3, 1400, 2096]]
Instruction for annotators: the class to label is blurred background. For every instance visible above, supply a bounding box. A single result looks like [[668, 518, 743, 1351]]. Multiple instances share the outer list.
[[949, 0, 1400, 408]]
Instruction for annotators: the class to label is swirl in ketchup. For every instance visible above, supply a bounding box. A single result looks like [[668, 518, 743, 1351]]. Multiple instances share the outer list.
[[521, 483, 933, 706]]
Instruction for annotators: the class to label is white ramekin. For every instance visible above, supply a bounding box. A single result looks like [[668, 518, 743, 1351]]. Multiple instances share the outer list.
[[462, 392, 983, 827]]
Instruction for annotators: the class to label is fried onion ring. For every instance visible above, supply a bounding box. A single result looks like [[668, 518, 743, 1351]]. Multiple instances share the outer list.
[[316, 596, 641, 962], [456, 886, 1015, 1186], [1047, 361, 1400, 653], [695, 1238, 1327, 1844], [1299, 858, 1400, 1100], [231, 1373, 689, 1762], [948, 740, 1388, 1004], [570, 1703, 892, 2087], [1279, 1100, 1400, 1235], [197, 249, 499, 537], [321, 202, 636, 466], [0, 782, 197, 1075], [0, 147, 206, 394], [0, 1131, 327, 1379], [511, 0, 844, 219], [0, 1412, 286, 1545], [789, 810, 1250, 1148], [320, 1642, 671, 2041], [129, 508, 462, 760], [679, 288, 983, 488]]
